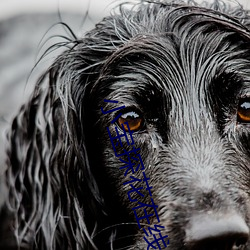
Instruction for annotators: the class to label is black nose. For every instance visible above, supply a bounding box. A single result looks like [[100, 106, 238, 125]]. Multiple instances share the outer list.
[[185, 213, 249, 250]]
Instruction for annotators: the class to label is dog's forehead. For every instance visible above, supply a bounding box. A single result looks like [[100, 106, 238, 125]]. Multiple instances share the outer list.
[[101, 6, 250, 103], [105, 36, 248, 101]]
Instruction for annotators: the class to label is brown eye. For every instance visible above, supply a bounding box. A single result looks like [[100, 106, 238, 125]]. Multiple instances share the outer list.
[[117, 111, 144, 132], [237, 99, 250, 123]]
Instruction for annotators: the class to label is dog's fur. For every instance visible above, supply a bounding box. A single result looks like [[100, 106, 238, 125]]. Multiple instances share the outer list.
[[2, 0, 250, 249]]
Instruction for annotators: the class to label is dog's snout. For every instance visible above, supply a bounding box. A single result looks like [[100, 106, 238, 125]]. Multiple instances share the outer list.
[[185, 213, 249, 250]]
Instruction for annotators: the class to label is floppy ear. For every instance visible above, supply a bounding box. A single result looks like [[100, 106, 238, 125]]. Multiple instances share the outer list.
[[2, 18, 125, 249]]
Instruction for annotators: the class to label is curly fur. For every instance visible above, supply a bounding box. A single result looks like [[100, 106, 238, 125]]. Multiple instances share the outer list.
[[2, 0, 250, 249]]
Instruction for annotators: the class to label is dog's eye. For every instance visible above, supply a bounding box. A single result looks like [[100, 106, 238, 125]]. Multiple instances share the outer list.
[[117, 111, 144, 132], [237, 99, 250, 123]]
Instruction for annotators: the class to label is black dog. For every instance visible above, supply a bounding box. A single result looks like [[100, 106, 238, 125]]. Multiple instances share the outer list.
[[2, 0, 250, 249]]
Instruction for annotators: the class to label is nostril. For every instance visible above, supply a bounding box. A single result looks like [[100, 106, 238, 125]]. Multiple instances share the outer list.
[[185, 213, 249, 250], [235, 236, 248, 248]]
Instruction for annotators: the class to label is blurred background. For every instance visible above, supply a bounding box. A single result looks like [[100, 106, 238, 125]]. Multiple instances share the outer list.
[[0, 0, 250, 174], [0, 0, 119, 172]]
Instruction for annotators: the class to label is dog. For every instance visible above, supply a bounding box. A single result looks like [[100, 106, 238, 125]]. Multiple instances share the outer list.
[[1, 0, 250, 249]]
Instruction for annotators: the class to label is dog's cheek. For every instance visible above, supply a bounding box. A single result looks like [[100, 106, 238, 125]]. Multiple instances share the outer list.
[[100, 130, 161, 209]]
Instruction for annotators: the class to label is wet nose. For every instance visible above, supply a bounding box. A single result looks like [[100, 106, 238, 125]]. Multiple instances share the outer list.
[[185, 213, 249, 250]]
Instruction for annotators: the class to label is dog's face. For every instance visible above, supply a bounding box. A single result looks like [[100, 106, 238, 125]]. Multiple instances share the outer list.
[[87, 3, 250, 250], [3, 1, 250, 250]]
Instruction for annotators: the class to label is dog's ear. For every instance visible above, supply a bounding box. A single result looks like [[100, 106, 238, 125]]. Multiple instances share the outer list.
[[3, 18, 124, 249]]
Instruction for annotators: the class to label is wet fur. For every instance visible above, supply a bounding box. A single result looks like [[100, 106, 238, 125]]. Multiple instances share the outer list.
[[2, 0, 250, 249]]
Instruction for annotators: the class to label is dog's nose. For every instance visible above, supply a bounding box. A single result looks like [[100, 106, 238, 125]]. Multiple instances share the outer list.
[[185, 213, 249, 250]]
